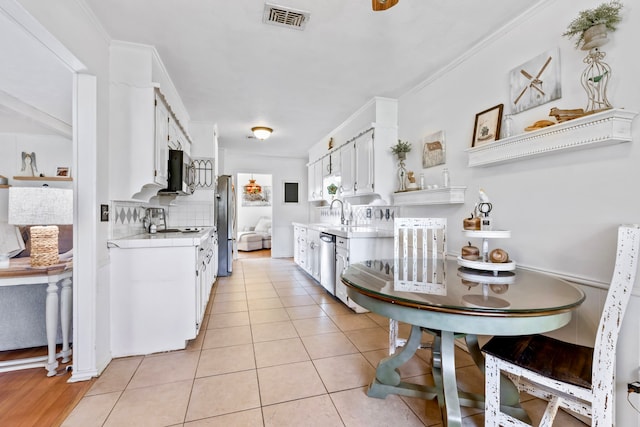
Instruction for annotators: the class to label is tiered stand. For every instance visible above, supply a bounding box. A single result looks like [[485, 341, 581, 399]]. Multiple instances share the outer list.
[[457, 230, 515, 308], [457, 230, 515, 274]]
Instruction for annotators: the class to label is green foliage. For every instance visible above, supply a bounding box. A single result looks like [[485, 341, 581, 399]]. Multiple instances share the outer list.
[[563, 1, 623, 48], [391, 140, 412, 154]]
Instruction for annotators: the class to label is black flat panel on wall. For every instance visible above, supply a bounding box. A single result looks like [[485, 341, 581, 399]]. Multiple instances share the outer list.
[[284, 182, 299, 203]]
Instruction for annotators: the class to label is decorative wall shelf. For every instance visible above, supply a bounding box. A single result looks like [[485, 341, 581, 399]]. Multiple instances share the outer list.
[[466, 109, 637, 167], [392, 186, 466, 206], [13, 176, 73, 182]]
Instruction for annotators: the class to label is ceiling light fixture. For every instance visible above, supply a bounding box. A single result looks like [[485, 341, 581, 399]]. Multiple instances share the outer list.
[[251, 126, 273, 141], [372, 0, 399, 11]]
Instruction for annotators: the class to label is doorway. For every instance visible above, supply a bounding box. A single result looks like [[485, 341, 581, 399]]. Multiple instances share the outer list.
[[0, 1, 100, 382], [236, 173, 272, 259]]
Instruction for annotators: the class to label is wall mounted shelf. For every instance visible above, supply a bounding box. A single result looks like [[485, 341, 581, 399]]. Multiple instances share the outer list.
[[392, 186, 466, 206], [13, 176, 73, 182], [466, 109, 637, 167]]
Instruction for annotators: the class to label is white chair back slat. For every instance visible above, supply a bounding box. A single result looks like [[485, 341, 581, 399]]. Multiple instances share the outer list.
[[390, 218, 447, 354], [591, 224, 640, 423]]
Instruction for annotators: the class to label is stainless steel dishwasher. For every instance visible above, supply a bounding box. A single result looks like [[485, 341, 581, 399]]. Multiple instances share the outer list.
[[319, 232, 336, 295]]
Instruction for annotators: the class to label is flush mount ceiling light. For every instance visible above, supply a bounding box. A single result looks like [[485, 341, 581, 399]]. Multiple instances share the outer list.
[[251, 126, 273, 140]]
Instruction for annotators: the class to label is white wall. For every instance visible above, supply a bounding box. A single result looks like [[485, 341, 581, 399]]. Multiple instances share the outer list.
[[221, 150, 308, 258], [396, 0, 640, 423]]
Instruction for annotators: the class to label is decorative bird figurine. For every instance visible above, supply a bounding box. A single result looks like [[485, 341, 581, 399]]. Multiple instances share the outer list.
[[479, 188, 490, 203], [21, 152, 38, 177]]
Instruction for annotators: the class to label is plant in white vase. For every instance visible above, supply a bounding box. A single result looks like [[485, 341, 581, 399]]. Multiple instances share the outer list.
[[391, 140, 411, 192], [563, 1, 623, 112], [562, 1, 623, 50], [391, 140, 411, 160]]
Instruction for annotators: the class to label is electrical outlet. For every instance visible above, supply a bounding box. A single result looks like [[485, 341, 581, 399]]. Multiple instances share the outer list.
[[100, 204, 109, 222], [628, 381, 640, 393]]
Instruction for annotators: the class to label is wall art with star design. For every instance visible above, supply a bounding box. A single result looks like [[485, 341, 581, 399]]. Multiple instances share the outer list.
[[509, 48, 561, 114]]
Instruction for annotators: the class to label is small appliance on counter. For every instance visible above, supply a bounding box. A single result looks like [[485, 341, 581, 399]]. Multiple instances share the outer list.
[[143, 207, 167, 233]]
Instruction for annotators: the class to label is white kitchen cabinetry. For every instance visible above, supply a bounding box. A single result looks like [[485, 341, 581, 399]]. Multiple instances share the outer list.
[[322, 155, 332, 178], [334, 234, 393, 313], [293, 224, 307, 270], [339, 142, 355, 196], [306, 228, 321, 281], [330, 150, 340, 177], [354, 134, 374, 195], [110, 245, 197, 356], [109, 229, 214, 357], [307, 161, 324, 202], [334, 134, 374, 197], [154, 93, 170, 186], [109, 42, 193, 201]]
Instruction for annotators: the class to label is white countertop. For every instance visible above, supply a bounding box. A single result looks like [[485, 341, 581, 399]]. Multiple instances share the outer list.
[[108, 227, 214, 249], [293, 222, 393, 239]]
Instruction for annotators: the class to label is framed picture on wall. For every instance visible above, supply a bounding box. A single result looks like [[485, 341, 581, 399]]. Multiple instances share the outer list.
[[422, 131, 445, 168], [472, 104, 503, 147], [283, 182, 299, 203]]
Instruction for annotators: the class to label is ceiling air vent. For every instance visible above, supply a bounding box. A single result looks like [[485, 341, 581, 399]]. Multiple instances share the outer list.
[[263, 3, 310, 30]]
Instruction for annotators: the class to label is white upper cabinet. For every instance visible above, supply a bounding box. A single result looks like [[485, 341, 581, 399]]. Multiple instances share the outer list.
[[354, 135, 374, 195], [322, 155, 332, 178], [307, 97, 398, 202], [340, 142, 355, 196], [109, 41, 193, 201], [307, 160, 325, 201], [154, 93, 170, 187]]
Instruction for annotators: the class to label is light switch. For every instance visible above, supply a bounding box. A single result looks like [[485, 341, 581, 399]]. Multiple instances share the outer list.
[[100, 204, 109, 222]]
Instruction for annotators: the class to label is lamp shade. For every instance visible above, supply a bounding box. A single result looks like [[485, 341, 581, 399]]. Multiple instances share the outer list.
[[251, 126, 273, 140], [8, 187, 73, 225]]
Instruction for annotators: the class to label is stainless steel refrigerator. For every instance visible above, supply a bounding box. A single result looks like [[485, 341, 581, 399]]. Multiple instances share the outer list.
[[216, 175, 235, 276]]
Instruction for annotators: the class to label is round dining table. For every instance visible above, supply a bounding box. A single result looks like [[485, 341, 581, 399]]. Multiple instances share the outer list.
[[341, 258, 585, 427]]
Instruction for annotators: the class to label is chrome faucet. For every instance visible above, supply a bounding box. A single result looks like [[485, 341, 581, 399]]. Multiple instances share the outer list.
[[330, 199, 346, 225]]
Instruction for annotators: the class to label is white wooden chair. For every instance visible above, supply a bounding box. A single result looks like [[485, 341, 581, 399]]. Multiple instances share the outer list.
[[483, 224, 640, 426], [390, 217, 447, 354]]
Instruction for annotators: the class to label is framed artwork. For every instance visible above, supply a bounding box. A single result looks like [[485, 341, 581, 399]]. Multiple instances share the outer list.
[[472, 104, 503, 147], [422, 131, 445, 168], [509, 48, 561, 114], [56, 167, 70, 177], [283, 182, 299, 203]]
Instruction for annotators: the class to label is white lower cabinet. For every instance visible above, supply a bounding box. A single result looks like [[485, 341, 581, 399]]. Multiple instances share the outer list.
[[306, 228, 320, 281], [293, 225, 307, 270], [109, 230, 215, 357], [335, 235, 393, 313]]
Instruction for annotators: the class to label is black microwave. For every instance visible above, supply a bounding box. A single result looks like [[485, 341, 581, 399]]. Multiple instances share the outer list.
[[163, 149, 195, 195]]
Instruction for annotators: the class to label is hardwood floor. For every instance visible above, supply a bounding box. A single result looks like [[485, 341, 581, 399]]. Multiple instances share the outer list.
[[236, 248, 271, 259], [0, 347, 94, 427]]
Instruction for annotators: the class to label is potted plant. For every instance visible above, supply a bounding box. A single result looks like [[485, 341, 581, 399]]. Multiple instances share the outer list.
[[391, 140, 412, 160], [562, 1, 623, 50]]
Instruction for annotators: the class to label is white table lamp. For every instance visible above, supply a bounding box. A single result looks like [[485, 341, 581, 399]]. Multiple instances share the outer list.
[[8, 187, 73, 267]]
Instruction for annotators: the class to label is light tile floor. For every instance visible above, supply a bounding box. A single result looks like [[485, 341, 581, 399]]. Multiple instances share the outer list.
[[62, 257, 587, 427]]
